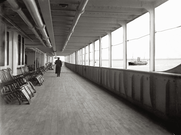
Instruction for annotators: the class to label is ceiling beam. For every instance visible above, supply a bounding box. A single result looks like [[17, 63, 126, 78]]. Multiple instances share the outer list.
[[88, 0, 154, 9]]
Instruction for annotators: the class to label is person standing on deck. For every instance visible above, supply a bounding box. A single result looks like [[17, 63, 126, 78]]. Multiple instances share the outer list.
[[55, 57, 62, 77]]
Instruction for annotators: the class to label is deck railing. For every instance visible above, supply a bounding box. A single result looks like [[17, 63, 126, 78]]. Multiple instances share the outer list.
[[65, 62, 181, 123]]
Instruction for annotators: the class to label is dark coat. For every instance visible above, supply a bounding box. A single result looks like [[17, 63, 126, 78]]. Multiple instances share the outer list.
[[55, 59, 62, 74]]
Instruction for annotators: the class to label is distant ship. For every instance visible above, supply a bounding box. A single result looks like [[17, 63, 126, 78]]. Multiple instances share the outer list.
[[128, 57, 147, 66]]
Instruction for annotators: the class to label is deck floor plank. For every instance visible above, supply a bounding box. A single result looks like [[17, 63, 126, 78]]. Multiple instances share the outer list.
[[0, 66, 172, 135]]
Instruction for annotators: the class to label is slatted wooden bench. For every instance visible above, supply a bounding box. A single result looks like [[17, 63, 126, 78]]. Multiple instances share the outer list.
[[0, 69, 36, 105]]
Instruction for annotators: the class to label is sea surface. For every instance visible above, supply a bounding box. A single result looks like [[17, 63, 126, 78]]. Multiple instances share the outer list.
[[100, 59, 181, 72]]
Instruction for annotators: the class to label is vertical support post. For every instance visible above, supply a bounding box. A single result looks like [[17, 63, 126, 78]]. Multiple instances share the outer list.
[[93, 42, 95, 66], [84, 48, 86, 65], [4, 26, 7, 67], [108, 32, 112, 68], [88, 45, 90, 66], [99, 37, 102, 67], [149, 8, 155, 71], [75, 51, 77, 64], [74, 52, 76, 64], [123, 24, 127, 69], [9, 30, 13, 69], [81, 49, 83, 65], [80, 49, 81, 65], [12, 31, 18, 75]]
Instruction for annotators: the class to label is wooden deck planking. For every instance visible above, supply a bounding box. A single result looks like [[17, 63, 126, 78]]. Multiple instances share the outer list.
[[0, 66, 172, 135]]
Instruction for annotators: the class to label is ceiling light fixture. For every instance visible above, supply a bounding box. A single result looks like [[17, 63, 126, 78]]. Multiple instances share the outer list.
[[59, 4, 68, 8]]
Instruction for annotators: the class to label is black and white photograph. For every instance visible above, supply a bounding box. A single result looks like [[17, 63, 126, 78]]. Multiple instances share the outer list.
[[0, 0, 181, 134]]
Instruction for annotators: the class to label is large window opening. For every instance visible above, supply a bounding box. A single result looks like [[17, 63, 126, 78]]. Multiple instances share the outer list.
[[112, 27, 123, 68], [155, 0, 181, 71], [89, 44, 94, 66], [127, 13, 149, 71], [101, 35, 109, 67]]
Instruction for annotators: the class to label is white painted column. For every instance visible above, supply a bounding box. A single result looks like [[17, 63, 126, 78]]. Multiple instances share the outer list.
[[108, 32, 112, 68], [9, 30, 13, 70], [123, 24, 127, 69], [84, 48, 86, 65], [88, 45, 90, 65], [99, 37, 102, 67], [12, 31, 18, 75], [80, 49, 82, 65], [4, 26, 7, 67], [149, 8, 155, 71], [93, 42, 95, 66]]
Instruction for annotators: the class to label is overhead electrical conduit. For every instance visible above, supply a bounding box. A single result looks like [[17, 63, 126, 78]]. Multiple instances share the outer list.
[[61, 0, 89, 51], [6, 0, 51, 48], [23, 0, 52, 48], [6, 0, 46, 47]]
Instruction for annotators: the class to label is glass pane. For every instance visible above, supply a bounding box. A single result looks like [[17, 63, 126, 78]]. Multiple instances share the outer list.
[[101, 35, 109, 49], [95, 50, 99, 66], [95, 60, 99, 67], [86, 52, 89, 65], [86, 46, 88, 54], [127, 13, 149, 40], [112, 27, 123, 45], [90, 52, 93, 66], [155, 0, 181, 31], [95, 40, 99, 50], [155, 27, 181, 71], [82, 54, 85, 65], [102, 48, 109, 67], [90, 43, 93, 52], [127, 36, 149, 71], [155, 0, 181, 71], [112, 44, 123, 68]]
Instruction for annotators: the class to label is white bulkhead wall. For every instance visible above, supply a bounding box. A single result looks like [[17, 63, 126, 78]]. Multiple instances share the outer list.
[[0, 15, 26, 75]]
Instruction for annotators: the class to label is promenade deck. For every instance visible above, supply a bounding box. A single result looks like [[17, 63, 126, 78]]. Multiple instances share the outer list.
[[0, 66, 173, 135]]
